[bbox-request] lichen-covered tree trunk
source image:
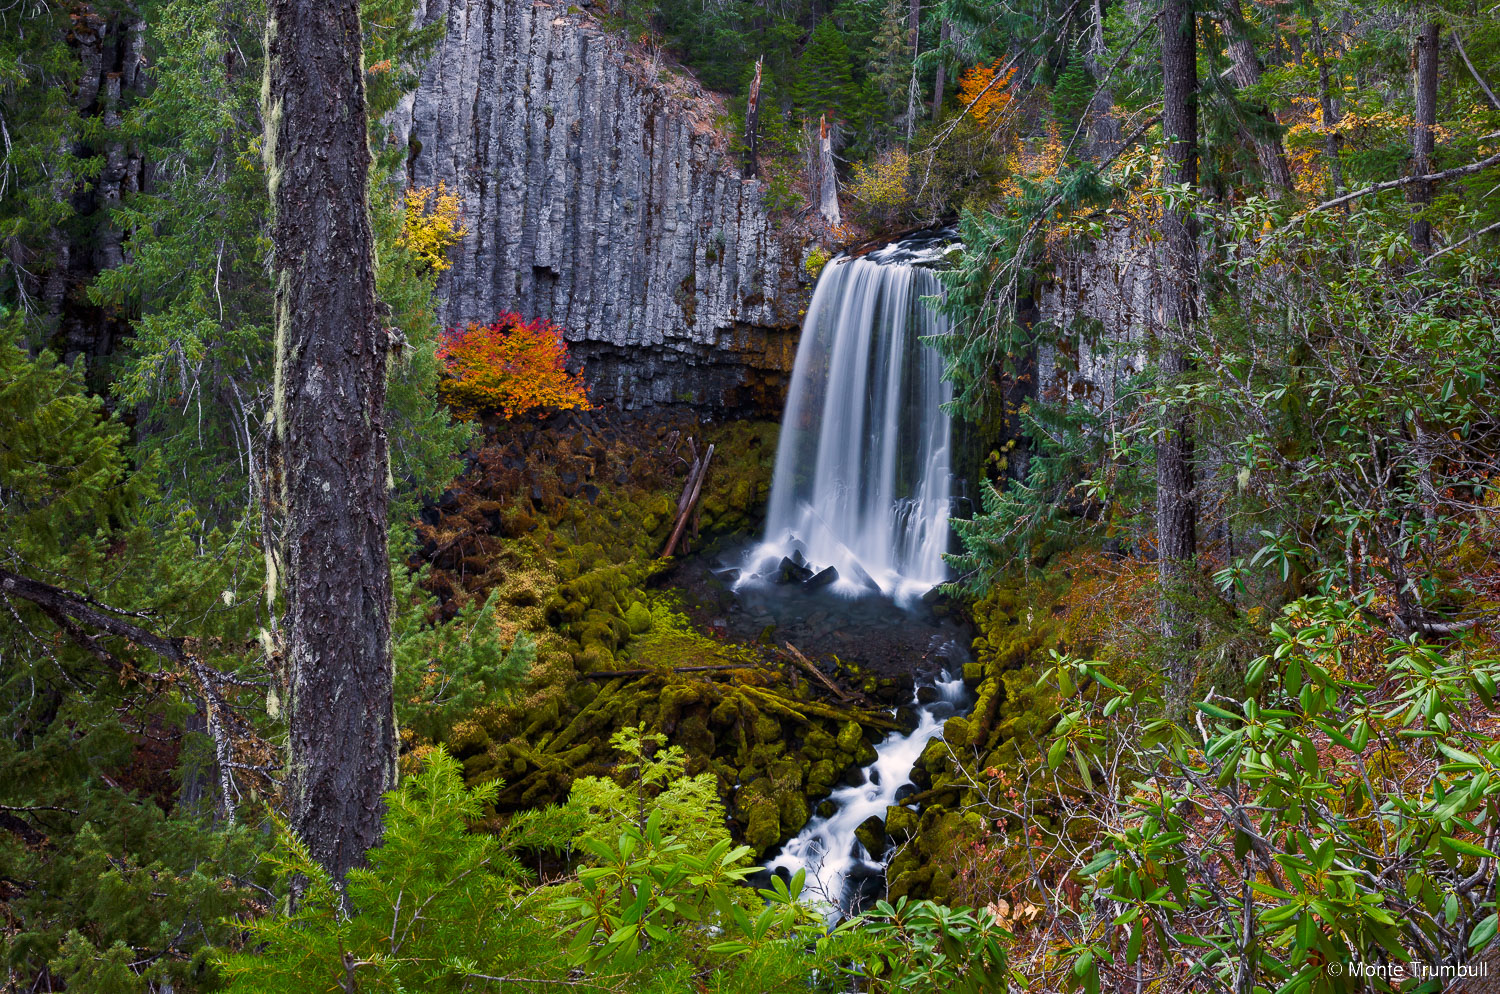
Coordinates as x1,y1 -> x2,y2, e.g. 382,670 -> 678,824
262,0 -> 395,886
1223,0 -> 1293,195
1158,0 -> 1199,681
1410,21 -> 1440,252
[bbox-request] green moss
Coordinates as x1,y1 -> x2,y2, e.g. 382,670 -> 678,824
624,601 -> 652,634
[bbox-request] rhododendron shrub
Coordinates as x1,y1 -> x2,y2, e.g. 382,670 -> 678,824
435,313 -> 591,420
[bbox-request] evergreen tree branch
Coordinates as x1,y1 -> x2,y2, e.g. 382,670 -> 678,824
0,567 -> 186,663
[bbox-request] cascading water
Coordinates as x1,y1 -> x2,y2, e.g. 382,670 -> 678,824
765,669 -> 969,919
743,236 -> 956,603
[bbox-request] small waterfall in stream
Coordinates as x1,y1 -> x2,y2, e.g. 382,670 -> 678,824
766,670 -> 969,919
742,236 -> 955,603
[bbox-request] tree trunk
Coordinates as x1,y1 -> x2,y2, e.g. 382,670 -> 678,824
1223,0 -> 1293,195
1308,20 -> 1345,200
1083,0 -> 1121,154
744,56 -> 762,179
1158,0 -> 1199,680
817,114 -> 842,229
930,20 -> 949,122
262,0 -> 396,887
1410,21 -> 1440,252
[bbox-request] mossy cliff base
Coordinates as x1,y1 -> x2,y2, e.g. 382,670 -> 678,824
884,550 -> 1157,903
409,409 -> 912,855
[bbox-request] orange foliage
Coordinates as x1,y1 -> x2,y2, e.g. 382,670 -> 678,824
957,60 -> 1017,126
435,313 -> 591,420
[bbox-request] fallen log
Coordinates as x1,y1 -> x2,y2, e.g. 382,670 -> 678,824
780,642 -> 850,701
662,442 -> 714,557
577,663 -> 749,680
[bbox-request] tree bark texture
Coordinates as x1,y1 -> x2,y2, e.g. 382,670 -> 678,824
1158,0 -> 1199,668
1308,20 -> 1345,199
1223,0 -> 1293,195
744,56 -> 762,178
262,0 -> 396,886
1083,0 -> 1122,154
930,20 -> 949,122
817,114 -> 842,230
1410,21 -> 1440,252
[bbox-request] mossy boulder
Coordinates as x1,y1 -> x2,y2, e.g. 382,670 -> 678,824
855,815 -> 886,857
624,600 -> 653,634
885,805 -> 918,842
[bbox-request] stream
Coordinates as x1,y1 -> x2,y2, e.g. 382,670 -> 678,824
764,666 -> 970,918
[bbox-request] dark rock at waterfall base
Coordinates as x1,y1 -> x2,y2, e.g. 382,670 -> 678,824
777,557 -> 814,584
846,862 -> 885,907
928,702 -> 957,721
803,566 -> 838,590
915,686 -> 940,705
894,783 -> 917,804
817,800 -> 838,819
843,765 -> 866,788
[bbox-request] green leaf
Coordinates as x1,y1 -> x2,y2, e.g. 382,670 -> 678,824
1442,837 -> 1498,860
1470,913 -> 1498,950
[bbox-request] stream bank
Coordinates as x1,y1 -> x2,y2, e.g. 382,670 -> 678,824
409,408 -> 977,862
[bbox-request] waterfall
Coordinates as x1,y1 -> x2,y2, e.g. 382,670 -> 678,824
745,238 -> 955,602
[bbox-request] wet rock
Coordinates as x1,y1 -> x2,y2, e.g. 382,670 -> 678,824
846,861 -> 885,907
855,815 -> 886,858
802,566 -> 838,590
777,557 -> 814,584
816,800 -> 838,819
928,702 -> 957,721
894,783 -> 918,804
915,686 -> 940,705
885,805 -> 918,842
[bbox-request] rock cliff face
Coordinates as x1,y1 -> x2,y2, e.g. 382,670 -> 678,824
1033,228 -> 1159,417
391,0 -> 813,412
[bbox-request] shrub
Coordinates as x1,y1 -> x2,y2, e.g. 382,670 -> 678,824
435,313 -> 591,420
848,148 -> 913,226
803,245 -> 833,280
399,182 -> 465,272
956,60 -> 1018,127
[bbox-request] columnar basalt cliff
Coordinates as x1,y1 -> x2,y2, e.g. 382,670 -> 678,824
391,0 -> 814,411
1034,228 -> 1159,417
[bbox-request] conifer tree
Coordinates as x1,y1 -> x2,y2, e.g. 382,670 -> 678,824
796,19 -> 860,126
262,0 -> 396,888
